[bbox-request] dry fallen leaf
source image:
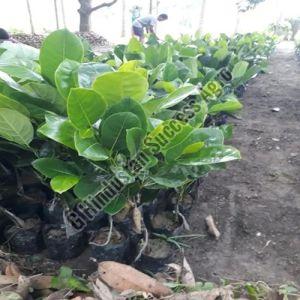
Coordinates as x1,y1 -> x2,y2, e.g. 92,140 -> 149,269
181,257 -> 195,287
132,206 -> 142,234
5,263 -> 21,277
205,215 -> 221,239
92,278 -> 114,300
98,261 -> 172,297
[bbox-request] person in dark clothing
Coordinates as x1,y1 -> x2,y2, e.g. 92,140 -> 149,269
0,28 -> 10,40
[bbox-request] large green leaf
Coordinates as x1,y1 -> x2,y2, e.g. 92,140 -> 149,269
144,120 -> 193,155
208,96 -> 243,114
0,93 -> 29,116
50,175 -> 79,194
78,62 -> 113,88
0,41 -> 39,61
178,145 -> 241,166
92,71 -> 148,105
0,64 -> 43,82
67,88 -> 106,130
38,113 -> 76,149
101,112 -> 141,152
0,108 -> 33,146
32,158 -> 79,178
163,63 -> 178,81
39,29 -> 84,85
55,59 -> 80,99
126,37 -> 143,54
104,194 -> 126,215
126,127 -> 146,158
160,85 -> 199,109
23,82 -> 66,114
165,128 -> 224,162
232,61 -> 249,79
74,131 -> 109,161
102,98 -> 147,131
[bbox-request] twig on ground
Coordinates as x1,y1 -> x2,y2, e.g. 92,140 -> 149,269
205,215 -> 221,240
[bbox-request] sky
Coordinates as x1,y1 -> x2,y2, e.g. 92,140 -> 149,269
0,0 -> 300,42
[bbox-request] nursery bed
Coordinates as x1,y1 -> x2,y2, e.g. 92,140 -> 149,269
183,42 -> 300,285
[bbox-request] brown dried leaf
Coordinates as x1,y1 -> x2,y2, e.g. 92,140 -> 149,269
181,257 -> 195,287
5,263 -> 21,277
92,278 -> 114,300
132,207 -> 142,234
98,261 -> 172,297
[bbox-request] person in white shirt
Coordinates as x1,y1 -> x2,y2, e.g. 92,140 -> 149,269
132,14 -> 168,42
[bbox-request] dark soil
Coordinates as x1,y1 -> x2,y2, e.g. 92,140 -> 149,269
184,42 -> 300,285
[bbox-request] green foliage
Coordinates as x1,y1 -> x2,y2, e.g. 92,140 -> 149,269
0,30 -> 275,218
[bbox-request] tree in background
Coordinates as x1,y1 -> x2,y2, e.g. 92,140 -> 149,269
288,18 -> 300,40
235,0 -> 266,33
61,0 -> 67,28
78,0 -> 119,32
121,0 -> 126,37
198,0 -> 207,34
25,0 -> 35,34
53,0 -> 60,29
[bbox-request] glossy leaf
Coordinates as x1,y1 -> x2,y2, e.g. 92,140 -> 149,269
178,145 -> 241,166
78,62 -> 113,88
126,127 -> 146,158
93,71 -> 148,105
67,88 -> 106,130
160,85 -> 199,109
0,108 -> 33,146
40,29 -> 84,85
32,158 -> 78,178
74,131 -> 109,161
0,93 -> 29,116
50,175 -> 79,194
232,61 -> 249,79
38,113 -> 76,149
55,59 -> 80,99
101,112 -> 141,152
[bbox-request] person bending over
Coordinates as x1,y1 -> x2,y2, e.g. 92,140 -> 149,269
132,14 -> 168,43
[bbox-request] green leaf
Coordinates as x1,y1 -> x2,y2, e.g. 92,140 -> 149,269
38,113 -> 76,149
220,124 -> 233,139
67,88 -> 106,130
93,71 -> 148,105
232,61 -> 249,79
102,98 -> 147,131
74,174 -> 109,199
23,82 -> 66,114
153,81 -> 176,93
160,85 -> 199,109
163,63 -> 178,81
0,64 -> 43,82
178,145 -> 241,166
0,108 -> 33,146
208,97 -> 243,114
104,194 -> 126,215
0,93 -> 29,116
40,29 -> 84,85
0,41 -> 39,61
50,175 -> 79,194
32,158 -> 78,178
55,59 -> 80,99
101,112 -> 141,152
74,131 -> 109,161
78,62 -> 113,88
126,37 -> 143,53
126,127 -> 146,158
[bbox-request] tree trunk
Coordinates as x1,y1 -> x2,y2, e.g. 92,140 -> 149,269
198,0 -> 207,34
61,0 -> 67,28
53,0 -> 60,29
149,0 -> 153,14
121,0 -> 126,37
235,10 -> 241,34
78,0 -> 92,32
25,0 -> 35,34
156,0 -> 160,14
